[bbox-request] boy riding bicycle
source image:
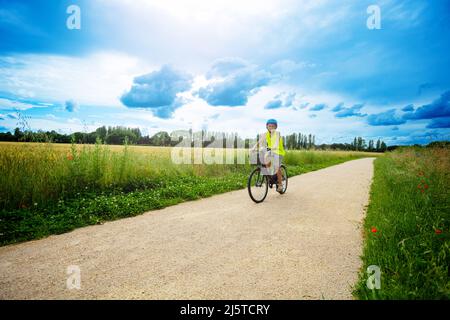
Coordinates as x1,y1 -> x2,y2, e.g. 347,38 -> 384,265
250,119 -> 286,193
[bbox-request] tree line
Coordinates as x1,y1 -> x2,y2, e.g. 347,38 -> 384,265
0,126 -> 390,152
282,132 -> 389,152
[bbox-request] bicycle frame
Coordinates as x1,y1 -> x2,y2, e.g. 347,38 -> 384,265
250,147 -> 280,176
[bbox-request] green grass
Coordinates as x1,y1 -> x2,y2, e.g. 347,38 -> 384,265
0,141 -> 377,246
353,146 -> 450,299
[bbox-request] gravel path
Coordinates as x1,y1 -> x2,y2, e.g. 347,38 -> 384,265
0,158 -> 375,299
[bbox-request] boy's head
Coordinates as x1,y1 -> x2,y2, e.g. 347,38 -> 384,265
266,119 -> 278,132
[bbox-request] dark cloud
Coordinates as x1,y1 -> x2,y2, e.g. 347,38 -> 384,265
120,65 -> 193,119
401,104 -> 414,112
265,92 -> 296,109
335,104 -> 366,118
264,99 -> 283,109
367,109 -> 406,126
403,90 -> 450,120
426,117 -> 450,128
65,99 -> 78,112
398,130 -> 450,145
197,58 -> 273,106
310,103 -> 327,111
331,103 -> 344,112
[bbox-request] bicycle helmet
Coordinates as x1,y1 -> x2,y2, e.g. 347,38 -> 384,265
266,119 -> 278,127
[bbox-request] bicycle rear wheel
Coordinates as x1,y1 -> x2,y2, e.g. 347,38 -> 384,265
247,167 -> 268,203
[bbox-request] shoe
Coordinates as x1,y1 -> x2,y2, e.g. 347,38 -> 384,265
276,185 -> 283,193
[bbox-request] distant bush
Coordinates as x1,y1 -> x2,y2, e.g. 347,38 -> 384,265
426,141 -> 450,148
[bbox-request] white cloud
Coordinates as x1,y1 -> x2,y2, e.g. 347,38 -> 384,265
89,0 -> 335,71
67,118 -> 81,124
0,52 -> 152,107
0,98 -> 42,110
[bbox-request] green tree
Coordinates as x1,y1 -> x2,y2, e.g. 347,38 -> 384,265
376,139 -> 381,151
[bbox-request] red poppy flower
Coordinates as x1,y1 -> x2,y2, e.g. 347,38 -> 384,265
371,227 -> 378,233
435,229 -> 442,235
67,153 -> 74,161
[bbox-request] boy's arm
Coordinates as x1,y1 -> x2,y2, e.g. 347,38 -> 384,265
251,133 -> 265,150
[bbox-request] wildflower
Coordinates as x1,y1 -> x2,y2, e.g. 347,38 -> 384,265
371,227 -> 378,233
67,153 -> 74,161
417,181 -> 429,192
435,229 -> 442,235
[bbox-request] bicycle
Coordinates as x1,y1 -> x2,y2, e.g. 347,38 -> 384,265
247,147 -> 288,203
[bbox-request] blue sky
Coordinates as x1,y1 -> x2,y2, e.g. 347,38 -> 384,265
0,0 -> 449,145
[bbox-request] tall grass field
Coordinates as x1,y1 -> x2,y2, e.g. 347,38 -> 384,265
353,146 -> 450,299
0,141 -> 376,246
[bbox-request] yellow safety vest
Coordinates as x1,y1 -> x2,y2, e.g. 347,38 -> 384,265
266,131 -> 285,156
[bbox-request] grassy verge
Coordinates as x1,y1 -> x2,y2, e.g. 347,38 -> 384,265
0,142 -> 377,246
353,146 -> 450,299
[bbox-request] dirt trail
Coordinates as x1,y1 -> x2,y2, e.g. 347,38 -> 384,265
0,158 -> 375,299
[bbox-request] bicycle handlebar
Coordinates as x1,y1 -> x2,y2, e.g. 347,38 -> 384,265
251,147 -> 271,152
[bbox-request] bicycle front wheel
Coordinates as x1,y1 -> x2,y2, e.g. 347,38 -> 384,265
247,167 -> 268,203
278,165 -> 288,194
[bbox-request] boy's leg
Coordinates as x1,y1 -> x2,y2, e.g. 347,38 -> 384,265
276,169 -> 283,192
275,155 -> 283,191
276,168 -> 282,184
261,152 -> 271,175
